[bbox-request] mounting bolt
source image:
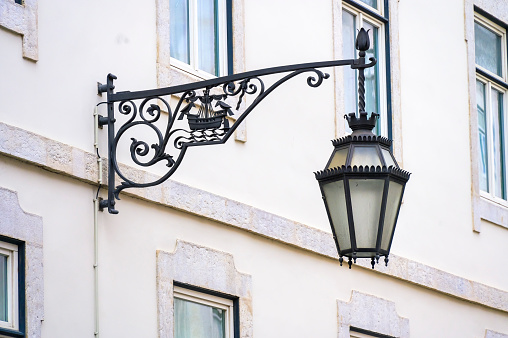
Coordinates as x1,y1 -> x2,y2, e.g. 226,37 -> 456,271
98,198 -> 108,212
97,115 -> 109,128
97,82 -> 108,96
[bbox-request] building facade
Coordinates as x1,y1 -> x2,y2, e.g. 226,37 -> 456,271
0,0 -> 507,337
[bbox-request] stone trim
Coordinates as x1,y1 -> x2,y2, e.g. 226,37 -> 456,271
332,0 -> 403,166
155,0 -> 247,142
0,187 -> 43,337
486,330 -> 508,338
465,0 -> 508,232
0,0 -> 38,61
0,121 -> 507,314
157,240 -> 253,338
338,291 -> 409,338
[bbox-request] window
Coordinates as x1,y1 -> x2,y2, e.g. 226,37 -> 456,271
474,12 -> 508,203
174,284 -> 236,338
0,240 -> 20,335
342,0 -> 389,136
170,0 -> 232,77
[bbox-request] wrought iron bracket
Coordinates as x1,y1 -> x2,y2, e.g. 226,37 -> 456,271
97,30 -> 376,214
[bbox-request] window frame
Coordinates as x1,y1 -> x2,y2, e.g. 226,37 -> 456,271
0,237 -> 25,338
173,282 -> 239,338
341,0 -> 392,139
474,11 -> 508,207
170,0 -> 232,79
467,3 -> 508,232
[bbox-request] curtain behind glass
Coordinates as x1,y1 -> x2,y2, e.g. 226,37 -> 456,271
474,22 -> 502,76
492,89 -> 505,199
358,0 -> 377,9
197,0 -> 217,75
0,254 -> 7,322
175,298 -> 226,338
170,0 -> 190,64
342,10 -> 357,134
476,80 -> 489,192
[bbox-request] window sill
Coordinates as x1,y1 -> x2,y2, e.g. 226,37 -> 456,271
0,327 -> 24,338
170,58 -> 219,81
479,195 -> 508,229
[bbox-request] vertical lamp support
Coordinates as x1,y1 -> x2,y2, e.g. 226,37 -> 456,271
98,74 -> 118,214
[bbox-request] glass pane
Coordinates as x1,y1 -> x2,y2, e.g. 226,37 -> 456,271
197,0 -> 217,75
0,254 -> 7,322
175,298 -> 226,338
350,146 -> 382,167
492,89 -> 506,199
322,180 -> 351,251
477,80 -> 489,192
358,0 -> 378,9
327,147 -> 349,169
474,22 -> 502,76
381,148 -> 396,168
380,181 -> 403,251
342,10 -> 357,134
170,0 -> 190,64
349,179 -> 384,249
363,21 -> 380,135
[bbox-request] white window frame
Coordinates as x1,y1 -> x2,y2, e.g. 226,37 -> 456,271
474,12 -> 508,206
0,241 -> 18,332
342,2 -> 388,137
170,0 -> 229,80
173,285 -> 234,338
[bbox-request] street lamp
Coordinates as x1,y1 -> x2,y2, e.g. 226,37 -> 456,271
96,28 -> 409,268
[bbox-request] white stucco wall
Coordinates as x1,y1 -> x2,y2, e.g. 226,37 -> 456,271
1,0 -> 508,336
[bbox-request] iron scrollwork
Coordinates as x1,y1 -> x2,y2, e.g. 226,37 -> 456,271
98,29 -> 376,214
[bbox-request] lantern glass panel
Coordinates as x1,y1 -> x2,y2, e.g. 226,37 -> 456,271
350,146 -> 382,167
380,180 -> 403,251
349,179 -> 384,249
327,147 -> 349,169
381,148 -> 396,168
322,180 -> 351,251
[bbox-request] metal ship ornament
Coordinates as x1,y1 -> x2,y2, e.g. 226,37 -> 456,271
97,28 -> 377,215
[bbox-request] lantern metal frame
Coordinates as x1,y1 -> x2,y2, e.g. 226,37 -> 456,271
315,159 -> 410,269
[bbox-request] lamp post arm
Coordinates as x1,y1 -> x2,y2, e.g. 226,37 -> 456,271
97,48 -> 376,214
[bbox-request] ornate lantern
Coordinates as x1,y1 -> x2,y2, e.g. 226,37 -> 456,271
315,28 -> 410,269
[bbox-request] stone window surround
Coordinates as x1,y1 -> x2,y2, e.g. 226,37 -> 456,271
486,329 -> 508,338
465,0 -> 508,232
0,187 -> 43,337
0,0 -> 38,61
155,0 -> 247,142
333,0 -> 404,165
157,240 -> 253,338
337,291 -> 410,338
